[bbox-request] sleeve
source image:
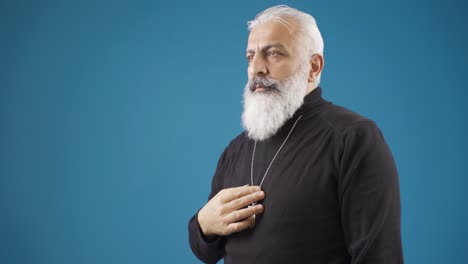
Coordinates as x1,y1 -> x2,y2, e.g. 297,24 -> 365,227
188,147 -> 229,264
338,121 -> 404,264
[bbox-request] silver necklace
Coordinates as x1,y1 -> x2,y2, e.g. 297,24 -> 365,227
249,114 -> 304,216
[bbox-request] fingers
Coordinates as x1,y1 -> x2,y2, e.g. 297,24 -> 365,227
203,185 -> 265,236
226,216 -> 256,234
219,185 -> 261,203
225,190 -> 265,211
225,204 -> 264,223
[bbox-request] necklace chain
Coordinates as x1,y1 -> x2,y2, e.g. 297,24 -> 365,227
250,115 -> 304,188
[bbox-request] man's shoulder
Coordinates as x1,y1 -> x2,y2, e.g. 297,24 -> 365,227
317,103 -> 378,135
229,131 -> 249,146
219,131 -> 249,157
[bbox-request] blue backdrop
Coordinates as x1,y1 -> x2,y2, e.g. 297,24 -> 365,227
1,0 -> 467,263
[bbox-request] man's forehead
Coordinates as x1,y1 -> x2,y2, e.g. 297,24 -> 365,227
246,43 -> 287,53
246,20 -> 298,51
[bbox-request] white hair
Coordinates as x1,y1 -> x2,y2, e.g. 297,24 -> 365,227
247,5 -> 324,88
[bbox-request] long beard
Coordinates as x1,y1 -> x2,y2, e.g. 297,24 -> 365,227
242,66 -> 309,141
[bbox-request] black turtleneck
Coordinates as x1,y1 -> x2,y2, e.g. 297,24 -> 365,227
188,87 -> 403,264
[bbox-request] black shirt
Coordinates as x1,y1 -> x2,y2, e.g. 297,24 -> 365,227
188,87 -> 403,264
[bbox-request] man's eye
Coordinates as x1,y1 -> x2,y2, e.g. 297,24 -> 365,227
246,55 -> 253,62
267,51 -> 279,56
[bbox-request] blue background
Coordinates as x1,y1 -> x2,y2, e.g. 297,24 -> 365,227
1,0 -> 467,263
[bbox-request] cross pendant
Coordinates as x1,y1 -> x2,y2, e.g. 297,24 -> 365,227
248,202 -> 256,227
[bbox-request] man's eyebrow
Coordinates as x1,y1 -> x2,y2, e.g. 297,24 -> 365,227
246,43 -> 287,54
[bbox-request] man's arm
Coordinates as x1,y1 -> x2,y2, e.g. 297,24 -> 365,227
188,149 -> 228,264
338,121 -> 404,264
188,147 -> 265,264
188,211 -> 225,264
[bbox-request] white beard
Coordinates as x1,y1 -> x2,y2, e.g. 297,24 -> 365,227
242,66 -> 309,141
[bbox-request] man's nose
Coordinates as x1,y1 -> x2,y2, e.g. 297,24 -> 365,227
249,55 -> 268,76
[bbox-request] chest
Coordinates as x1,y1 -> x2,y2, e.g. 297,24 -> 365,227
224,130 -> 341,219
223,131 -> 346,257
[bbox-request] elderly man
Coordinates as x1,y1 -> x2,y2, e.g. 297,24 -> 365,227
188,5 -> 403,264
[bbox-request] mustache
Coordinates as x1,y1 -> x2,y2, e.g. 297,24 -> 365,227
248,76 -> 280,92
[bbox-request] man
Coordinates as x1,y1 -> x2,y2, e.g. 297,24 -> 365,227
188,5 -> 403,264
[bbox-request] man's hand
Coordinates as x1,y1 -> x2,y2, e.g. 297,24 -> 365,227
198,185 -> 265,237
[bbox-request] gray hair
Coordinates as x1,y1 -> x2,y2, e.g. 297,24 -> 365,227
247,5 -> 324,87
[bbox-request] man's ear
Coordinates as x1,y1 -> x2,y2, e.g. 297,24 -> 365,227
308,54 -> 324,83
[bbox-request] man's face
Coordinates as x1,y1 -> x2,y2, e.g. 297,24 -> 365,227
246,20 -> 304,91
242,19 -> 310,141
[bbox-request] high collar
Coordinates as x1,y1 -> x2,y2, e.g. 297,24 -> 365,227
258,86 -> 329,143
292,86 -> 329,119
